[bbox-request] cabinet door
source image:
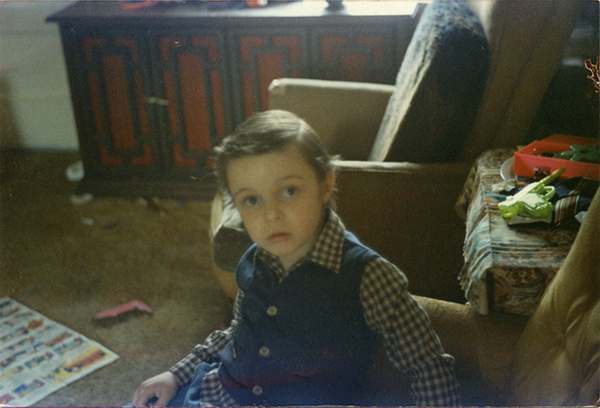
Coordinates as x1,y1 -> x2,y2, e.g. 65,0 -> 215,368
63,27 -> 161,179
229,29 -> 308,124
310,26 -> 399,84
152,31 -> 232,178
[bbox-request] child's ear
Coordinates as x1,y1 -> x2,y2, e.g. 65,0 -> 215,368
321,171 -> 336,204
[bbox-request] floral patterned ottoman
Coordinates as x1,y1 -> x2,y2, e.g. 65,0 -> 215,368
456,149 -> 579,315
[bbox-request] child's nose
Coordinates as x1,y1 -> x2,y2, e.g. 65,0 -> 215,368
264,200 -> 283,221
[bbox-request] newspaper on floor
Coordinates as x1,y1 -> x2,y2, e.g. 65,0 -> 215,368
0,297 -> 119,406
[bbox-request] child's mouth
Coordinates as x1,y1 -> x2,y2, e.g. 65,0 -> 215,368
268,232 -> 290,243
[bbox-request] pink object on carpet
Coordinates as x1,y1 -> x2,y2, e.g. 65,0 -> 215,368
94,300 -> 153,319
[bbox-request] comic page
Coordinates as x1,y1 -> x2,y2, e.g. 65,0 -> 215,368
0,298 -> 118,406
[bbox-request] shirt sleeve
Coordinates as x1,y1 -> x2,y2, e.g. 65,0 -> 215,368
359,257 -> 461,406
169,290 -> 244,386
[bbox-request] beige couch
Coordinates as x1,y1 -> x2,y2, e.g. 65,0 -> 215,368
208,0 -> 597,405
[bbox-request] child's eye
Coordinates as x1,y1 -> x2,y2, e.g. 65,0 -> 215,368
242,196 -> 260,207
282,187 -> 298,198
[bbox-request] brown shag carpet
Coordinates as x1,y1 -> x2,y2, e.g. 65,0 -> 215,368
0,150 -> 233,407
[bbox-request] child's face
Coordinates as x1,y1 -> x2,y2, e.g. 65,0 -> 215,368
227,145 -> 335,271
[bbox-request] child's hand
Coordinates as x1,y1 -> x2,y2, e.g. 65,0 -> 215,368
132,371 -> 179,407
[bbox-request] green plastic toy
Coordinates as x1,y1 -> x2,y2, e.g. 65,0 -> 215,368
498,167 -> 566,220
554,143 -> 600,163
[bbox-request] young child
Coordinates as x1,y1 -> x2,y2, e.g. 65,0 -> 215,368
132,110 -> 460,407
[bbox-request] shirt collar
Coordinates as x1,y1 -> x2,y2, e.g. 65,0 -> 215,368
255,209 -> 346,281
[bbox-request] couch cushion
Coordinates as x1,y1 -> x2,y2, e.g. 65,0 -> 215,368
368,0 -> 489,163
512,189 -> 599,405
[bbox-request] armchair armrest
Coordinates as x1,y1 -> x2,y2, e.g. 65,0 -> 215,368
268,78 -> 394,160
415,296 -> 528,406
333,160 -> 472,302
365,295 -> 528,406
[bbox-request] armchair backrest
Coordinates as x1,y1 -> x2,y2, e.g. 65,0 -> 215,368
369,0 -> 581,164
368,0 -> 489,163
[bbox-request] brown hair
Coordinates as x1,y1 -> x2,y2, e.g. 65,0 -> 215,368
214,110 -> 335,192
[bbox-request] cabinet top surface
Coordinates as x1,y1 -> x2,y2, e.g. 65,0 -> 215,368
47,1 -> 421,25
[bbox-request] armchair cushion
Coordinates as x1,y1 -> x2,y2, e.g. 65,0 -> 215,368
369,1 -> 489,163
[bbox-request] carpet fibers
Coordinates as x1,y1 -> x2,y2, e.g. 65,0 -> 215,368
0,150 -> 233,406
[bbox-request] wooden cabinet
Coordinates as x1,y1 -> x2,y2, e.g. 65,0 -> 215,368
48,1 -> 419,198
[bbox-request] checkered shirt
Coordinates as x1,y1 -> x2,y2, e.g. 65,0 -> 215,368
170,210 -> 461,406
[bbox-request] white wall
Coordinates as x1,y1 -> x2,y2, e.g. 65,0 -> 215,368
0,1 -> 79,150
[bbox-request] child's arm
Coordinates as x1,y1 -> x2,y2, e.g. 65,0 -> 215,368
132,291 -> 244,406
169,290 -> 244,385
360,258 -> 461,406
